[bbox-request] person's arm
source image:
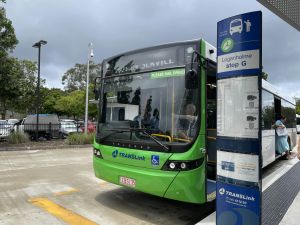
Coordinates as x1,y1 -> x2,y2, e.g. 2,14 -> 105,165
275,120 -> 285,129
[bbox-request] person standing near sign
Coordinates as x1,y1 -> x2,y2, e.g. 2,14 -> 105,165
275,115 -> 293,159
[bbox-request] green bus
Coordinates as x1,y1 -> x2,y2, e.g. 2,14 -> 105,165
93,39 -> 217,204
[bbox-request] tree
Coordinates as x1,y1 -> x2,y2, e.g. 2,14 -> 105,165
61,62 -> 101,92
11,60 -> 41,115
0,5 -> 18,52
0,2 -> 19,119
54,90 -> 85,119
262,71 -> 268,80
296,99 -> 300,115
40,88 -> 65,115
0,57 -> 22,119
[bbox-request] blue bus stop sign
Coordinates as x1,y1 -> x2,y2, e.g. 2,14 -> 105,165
216,11 -> 262,225
217,11 -> 262,78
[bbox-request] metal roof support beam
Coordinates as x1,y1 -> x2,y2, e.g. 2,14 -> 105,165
257,0 -> 300,31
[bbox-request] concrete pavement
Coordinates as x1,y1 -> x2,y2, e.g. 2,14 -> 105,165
0,148 -> 213,225
1,147 -> 298,225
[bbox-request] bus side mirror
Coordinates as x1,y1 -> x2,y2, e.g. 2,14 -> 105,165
185,69 -> 198,89
185,50 -> 200,89
94,77 -> 101,100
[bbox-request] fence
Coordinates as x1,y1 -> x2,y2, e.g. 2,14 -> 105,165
0,123 -> 83,141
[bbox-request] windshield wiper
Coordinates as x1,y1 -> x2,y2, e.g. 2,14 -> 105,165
99,127 -> 169,152
130,128 -> 169,152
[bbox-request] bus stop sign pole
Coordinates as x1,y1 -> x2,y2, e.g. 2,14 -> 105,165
216,11 -> 262,225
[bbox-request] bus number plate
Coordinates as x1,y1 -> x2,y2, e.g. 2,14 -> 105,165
119,176 -> 136,187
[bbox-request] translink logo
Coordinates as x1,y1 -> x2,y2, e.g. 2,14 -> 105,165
219,187 -> 255,201
112,150 -> 118,158
111,149 -> 145,161
219,188 -> 225,195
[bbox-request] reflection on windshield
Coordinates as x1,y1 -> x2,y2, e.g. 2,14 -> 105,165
99,69 -> 199,146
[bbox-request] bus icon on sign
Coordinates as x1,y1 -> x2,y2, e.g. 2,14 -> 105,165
230,18 -> 243,35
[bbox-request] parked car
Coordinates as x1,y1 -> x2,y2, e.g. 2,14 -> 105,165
59,119 -> 82,138
0,120 -> 11,140
23,114 -> 60,140
7,119 -> 19,128
80,121 -> 96,133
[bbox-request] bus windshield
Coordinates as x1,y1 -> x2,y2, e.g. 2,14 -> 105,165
98,68 -> 199,149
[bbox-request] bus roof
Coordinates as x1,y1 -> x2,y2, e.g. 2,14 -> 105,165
102,39 -> 215,63
262,79 -> 295,105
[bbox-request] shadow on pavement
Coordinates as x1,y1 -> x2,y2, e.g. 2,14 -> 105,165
95,187 -> 215,225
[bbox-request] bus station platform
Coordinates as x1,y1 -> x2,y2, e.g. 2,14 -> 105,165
197,151 -> 300,225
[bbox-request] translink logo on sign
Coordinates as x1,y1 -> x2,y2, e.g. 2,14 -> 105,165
217,182 -> 260,225
217,11 -> 262,78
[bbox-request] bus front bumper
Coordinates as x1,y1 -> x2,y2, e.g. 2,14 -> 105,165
93,157 -> 206,204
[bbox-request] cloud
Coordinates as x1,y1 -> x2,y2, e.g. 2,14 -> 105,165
5,0 -> 300,97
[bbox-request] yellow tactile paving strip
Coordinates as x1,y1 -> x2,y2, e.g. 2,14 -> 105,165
53,188 -> 79,196
29,197 -> 99,225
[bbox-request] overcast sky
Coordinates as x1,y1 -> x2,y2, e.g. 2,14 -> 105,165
4,0 -> 300,98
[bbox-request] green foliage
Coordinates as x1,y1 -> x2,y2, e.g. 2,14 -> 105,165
41,88 -> 65,114
11,60 -> 40,115
0,6 -> 18,52
66,132 -> 95,145
262,71 -> 268,80
0,57 -> 23,118
296,99 -> 300,115
0,4 -> 20,119
1,1 -> 99,120
61,62 -> 101,92
54,90 -> 85,119
8,132 -> 30,144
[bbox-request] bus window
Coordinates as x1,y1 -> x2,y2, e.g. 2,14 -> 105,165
274,96 -> 281,121
262,90 -> 275,130
281,100 -> 296,128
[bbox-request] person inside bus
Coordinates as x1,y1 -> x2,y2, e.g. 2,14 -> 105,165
142,96 -> 152,128
176,103 -> 197,140
275,115 -> 293,159
150,108 -> 160,132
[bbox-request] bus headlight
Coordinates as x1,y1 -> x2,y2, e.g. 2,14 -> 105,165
162,158 -> 204,171
169,162 -> 176,170
180,162 -> 187,169
93,148 -> 103,159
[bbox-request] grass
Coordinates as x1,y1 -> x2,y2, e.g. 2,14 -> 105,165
7,132 -> 30,144
66,133 -> 95,145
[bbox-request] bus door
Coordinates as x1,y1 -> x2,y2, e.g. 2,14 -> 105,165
206,61 -> 217,201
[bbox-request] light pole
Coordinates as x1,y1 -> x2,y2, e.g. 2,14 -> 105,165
32,40 -> 47,141
84,43 -> 94,134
